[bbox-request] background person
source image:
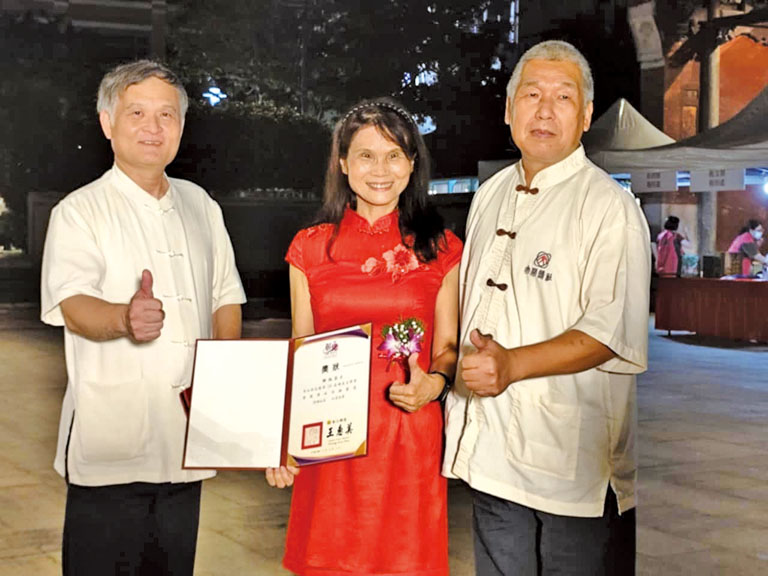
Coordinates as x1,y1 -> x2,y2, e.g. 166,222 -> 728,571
726,219 -> 767,276
266,97 -> 462,576
656,215 -> 688,277
40,60 -> 245,576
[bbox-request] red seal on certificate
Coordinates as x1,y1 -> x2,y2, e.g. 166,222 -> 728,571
302,422 -> 323,449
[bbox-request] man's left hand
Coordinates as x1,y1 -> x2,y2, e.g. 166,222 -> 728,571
389,353 -> 444,413
461,329 -> 518,397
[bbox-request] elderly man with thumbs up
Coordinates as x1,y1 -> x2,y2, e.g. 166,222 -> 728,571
40,60 -> 245,576
443,41 -> 651,575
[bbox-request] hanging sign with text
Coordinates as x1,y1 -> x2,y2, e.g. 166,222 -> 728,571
689,168 -> 745,192
630,170 -> 678,193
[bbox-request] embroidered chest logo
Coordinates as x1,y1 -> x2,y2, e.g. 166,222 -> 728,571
524,252 -> 553,282
534,251 -> 551,269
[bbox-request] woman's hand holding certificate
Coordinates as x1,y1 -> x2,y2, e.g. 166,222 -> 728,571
265,465 -> 300,488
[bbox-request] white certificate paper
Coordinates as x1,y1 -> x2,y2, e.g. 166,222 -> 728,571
182,324 -> 371,469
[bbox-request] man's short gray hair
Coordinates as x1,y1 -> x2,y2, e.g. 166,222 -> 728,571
97,60 -> 189,121
506,40 -> 594,108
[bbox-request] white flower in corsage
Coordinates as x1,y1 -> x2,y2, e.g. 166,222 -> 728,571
377,317 -> 425,372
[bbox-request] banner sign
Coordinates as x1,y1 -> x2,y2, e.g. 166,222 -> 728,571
628,2 -> 664,70
689,168 -> 745,192
630,170 -> 678,193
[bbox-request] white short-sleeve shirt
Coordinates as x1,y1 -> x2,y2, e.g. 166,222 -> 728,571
41,165 -> 246,486
443,146 -> 650,517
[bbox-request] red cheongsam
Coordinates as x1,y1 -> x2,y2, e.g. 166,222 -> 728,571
283,207 -> 463,576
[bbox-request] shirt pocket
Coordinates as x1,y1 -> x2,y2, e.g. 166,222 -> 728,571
505,392 -> 581,480
75,378 -> 149,463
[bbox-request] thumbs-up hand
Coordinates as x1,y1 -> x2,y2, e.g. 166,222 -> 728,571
137,269 -> 154,299
125,269 -> 164,342
460,329 -> 516,397
388,353 -> 445,413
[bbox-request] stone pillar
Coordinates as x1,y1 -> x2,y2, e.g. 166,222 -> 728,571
639,67 -> 665,130
697,0 -> 720,257
698,0 -> 720,133
698,190 -> 718,258
627,1 -> 666,129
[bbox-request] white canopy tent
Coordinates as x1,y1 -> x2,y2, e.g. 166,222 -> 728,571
582,97 -> 674,152
479,98 -> 675,184
589,86 -> 768,173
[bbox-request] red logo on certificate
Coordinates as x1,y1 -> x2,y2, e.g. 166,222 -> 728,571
323,341 -> 339,358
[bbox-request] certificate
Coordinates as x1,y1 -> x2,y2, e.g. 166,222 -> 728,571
182,323 -> 371,470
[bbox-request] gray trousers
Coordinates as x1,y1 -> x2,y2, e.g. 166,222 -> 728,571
472,488 -> 635,576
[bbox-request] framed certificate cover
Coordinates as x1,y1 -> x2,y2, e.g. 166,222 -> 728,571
182,323 -> 371,470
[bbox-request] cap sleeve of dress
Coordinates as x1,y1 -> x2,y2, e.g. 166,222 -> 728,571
286,224 -> 334,273
285,228 -> 309,273
435,229 -> 463,277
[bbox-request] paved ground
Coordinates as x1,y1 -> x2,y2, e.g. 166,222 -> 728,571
1,306 -> 767,575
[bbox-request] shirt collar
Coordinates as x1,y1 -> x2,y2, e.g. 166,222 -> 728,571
516,145 -> 588,192
110,164 -> 176,212
343,205 -> 398,235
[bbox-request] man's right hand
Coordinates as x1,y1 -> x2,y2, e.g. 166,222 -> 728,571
461,329 -> 518,397
125,269 -> 164,342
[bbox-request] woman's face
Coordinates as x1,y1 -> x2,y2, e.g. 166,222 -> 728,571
340,124 -> 414,220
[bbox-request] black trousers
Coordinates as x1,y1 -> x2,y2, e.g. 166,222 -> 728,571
472,487 -> 636,576
63,481 -> 202,576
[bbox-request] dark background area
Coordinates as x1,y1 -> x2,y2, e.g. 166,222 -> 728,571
0,1 -> 649,313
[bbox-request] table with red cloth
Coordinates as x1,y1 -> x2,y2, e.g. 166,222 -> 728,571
655,277 -> 768,342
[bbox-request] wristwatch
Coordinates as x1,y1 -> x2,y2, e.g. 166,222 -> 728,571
430,370 -> 453,402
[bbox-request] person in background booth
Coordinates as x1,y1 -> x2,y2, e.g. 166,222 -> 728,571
656,215 -> 688,277
727,219 -> 768,276
266,97 -> 462,576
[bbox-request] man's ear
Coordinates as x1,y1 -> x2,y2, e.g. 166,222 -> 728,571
582,101 -> 594,133
504,96 -> 512,127
99,110 -> 113,140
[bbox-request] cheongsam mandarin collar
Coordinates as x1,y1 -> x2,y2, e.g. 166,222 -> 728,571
111,164 -> 176,213
516,144 -> 589,193
343,206 -> 399,235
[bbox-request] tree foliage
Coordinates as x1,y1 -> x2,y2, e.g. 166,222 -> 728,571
0,13 -> 113,247
167,1 -> 514,176
170,104 -> 330,192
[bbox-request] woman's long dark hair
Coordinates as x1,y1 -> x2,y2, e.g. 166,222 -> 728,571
315,97 -> 445,263
739,219 -> 762,235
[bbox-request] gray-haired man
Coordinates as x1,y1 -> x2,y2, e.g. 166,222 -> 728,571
41,61 -> 246,575
444,41 -> 650,574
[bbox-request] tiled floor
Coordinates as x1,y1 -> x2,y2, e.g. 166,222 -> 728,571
1,308 -> 767,574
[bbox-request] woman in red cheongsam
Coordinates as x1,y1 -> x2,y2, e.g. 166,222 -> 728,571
266,97 -> 462,576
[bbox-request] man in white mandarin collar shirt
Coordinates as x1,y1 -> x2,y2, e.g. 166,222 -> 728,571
443,41 -> 650,575
41,60 -> 246,576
